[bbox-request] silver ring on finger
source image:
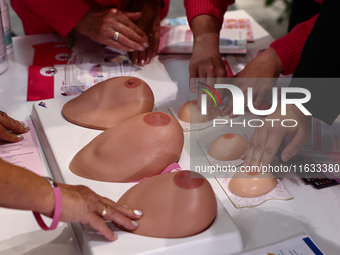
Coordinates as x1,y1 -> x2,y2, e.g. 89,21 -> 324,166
113,31 -> 120,42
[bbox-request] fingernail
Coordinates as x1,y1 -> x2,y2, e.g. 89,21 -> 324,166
131,220 -> 139,227
138,46 -> 145,51
24,125 -> 30,131
123,205 -> 128,208
113,232 -> 118,240
17,135 -> 24,140
282,153 -> 291,162
140,60 -> 145,66
134,210 -> 143,216
143,42 -> 149,48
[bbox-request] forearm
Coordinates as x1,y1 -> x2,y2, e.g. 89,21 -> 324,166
0,159 -> 54,216
191,15 -> 221,51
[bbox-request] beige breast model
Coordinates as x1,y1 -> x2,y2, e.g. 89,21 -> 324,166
117,171 -> 217,238
178,100 -> 220,123
208,133 -> 249,161
62,77 -> 154,130
228,171 -> 277,197
69,112 -> 184,182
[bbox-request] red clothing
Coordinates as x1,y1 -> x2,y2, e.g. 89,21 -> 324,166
185,0 -> 235,27
184,0 -> 323,76
10,0 -> 170,37
270,14 -> 319,75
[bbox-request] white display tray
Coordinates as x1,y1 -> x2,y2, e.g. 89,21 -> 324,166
31,97 -> 243,255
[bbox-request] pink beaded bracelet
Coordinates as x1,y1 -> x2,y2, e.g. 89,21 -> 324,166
33,177 -> 62,231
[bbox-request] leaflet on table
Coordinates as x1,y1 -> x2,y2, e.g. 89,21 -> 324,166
0,120 -> 45,176
158,25 -> 247,54
27,62 -> 137,101
165,17 -> 254,42
239,235 -> 324,255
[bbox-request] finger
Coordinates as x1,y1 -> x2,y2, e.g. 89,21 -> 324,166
103,37 -> 135,52
138,50 -> 146,66
247,126 -> 269,167
100,197 -> 142,220
189,68 -> 198,93
281,129 -> 310,162
145,35 -> 155,64
221,96 -> 233,116
86,214 -> 118,241
123,11 -> 142,21
112,27 -> 147,51
114,10 -> 148,43
259,129 -> 286,166
0,113 -> 29,134
242,128 -> 259,167
0,125 -> 24,142
252,91 -> 266,110
102,204 -> 139,231
129,51 -> 138,65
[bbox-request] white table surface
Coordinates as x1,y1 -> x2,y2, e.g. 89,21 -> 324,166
0,10 -> 339,255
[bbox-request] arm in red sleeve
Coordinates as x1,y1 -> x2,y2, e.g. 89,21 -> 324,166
14,0 -> 91,37
184,0 -> 235,28
270,14 -> 319,75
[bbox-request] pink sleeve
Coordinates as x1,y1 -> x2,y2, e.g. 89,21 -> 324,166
14,0 -> 91,37
184,0 -> 235,27
270,14 -> 319,75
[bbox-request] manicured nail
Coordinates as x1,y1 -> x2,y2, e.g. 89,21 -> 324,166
113,232 -> 118,240
138,46 -> 145,51
140,60 -> 145,66
17,135 -> 24,140
131,221 -> 139,227
134,210 -> 143,216
143,42 -> 149,48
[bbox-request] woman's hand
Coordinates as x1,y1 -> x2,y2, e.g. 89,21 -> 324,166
0,111 -> 29,142
127,0 -> 162,66
74,8 -> 149,52
221,47 -> 283,116
57,183 -> 142,241
241,105 -> 312,167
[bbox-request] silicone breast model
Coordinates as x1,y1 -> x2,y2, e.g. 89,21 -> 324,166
62,77 -> 154,130
228,171 -> 278,197
178,100 -> 220,123
208,133 -> 249,161
69,112 -> 184,182
117,171 -> 217,238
